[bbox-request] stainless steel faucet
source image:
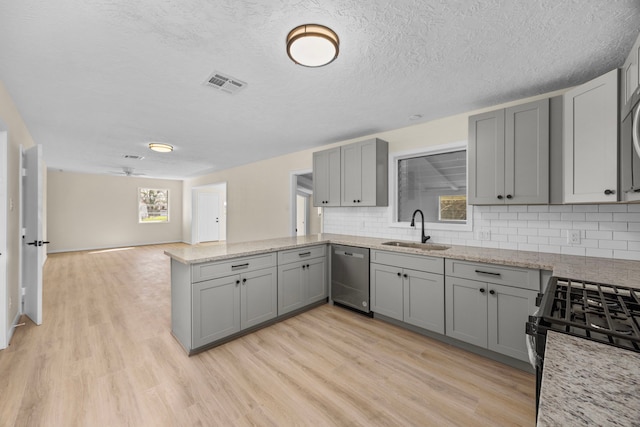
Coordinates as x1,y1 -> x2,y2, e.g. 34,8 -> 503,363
410,209 -> 431,243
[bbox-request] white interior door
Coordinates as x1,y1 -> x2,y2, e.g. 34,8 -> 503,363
0,132 -> 7,348
23,145 -> 44,325
296,194 -> 308,236
197,192 -> 219,243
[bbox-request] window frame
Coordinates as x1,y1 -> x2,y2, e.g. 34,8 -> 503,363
138,188 -> 170,224
389,141 -> 472,232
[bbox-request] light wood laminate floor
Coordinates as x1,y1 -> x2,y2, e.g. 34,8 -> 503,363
0,244 -> 536,426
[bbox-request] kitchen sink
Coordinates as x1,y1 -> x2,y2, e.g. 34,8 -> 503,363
381,241 -> 451,251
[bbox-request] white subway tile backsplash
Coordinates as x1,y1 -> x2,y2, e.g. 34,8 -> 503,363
499,212 -> 518,220
613,213 -> 640,222
586,212 -> 613,222
518,212 -> 539,220
561,246 -> 586,256
527,205 -> 550,213
539,212 -> 562,221
599,205 -> 628,213
586,248 -> 614,258
572,205 -> 599,213
571,222 -> 599,231
599,222 -> 628,232
599,240 -> 628,250
561,212 -> 586,221
508,205 -> 528,213
323,203 -> 640,261
549,205 -> 573,213
613,250 -> 640,261
586,230 -> 613,240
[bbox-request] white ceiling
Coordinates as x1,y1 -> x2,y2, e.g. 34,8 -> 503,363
1,1 -> 639,180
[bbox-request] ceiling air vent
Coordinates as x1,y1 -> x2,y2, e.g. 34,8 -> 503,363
204,71 -> 247,94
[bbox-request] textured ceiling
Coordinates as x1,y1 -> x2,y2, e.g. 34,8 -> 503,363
1,1 -> 639,179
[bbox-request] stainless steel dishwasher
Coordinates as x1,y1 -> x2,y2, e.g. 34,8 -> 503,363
331,245 -> 370,315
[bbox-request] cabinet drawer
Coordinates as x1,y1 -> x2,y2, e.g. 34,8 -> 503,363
371,250 -> 443,275
278,245 -> 326,265
192,252 -> 277,283
445,259 -> 539,291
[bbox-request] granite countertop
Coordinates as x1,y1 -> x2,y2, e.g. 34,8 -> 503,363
164,233 -> 640,289
537,331 -> 640,426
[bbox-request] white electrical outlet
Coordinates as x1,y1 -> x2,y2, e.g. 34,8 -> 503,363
478,229 -> 491,240
567,230 -> 581,245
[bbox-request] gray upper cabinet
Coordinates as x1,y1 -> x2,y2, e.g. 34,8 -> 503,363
313,147 -> 341,207
341,139 -> 389,207
468,99 -> 549,205
563,69 -> 618,203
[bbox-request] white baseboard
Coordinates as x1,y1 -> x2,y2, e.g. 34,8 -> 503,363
46,240 -> 184,254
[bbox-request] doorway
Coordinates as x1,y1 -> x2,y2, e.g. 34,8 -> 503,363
192,182 -> 227,244
290,171 -> 321,236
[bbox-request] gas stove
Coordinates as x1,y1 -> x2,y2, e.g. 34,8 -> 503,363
536,277 -> 640,351
526,276 -> 640,412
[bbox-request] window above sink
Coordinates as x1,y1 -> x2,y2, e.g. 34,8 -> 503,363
391,141 -> 472,232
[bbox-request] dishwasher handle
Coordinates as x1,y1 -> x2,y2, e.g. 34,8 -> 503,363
334,249 -> 365,259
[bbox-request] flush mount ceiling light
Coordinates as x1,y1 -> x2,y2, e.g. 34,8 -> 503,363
287,24 -> 339,67
148,143 -> 173,153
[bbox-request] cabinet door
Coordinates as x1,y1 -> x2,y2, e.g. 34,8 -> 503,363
487,284 -> 537,362
341,142 -> 362,206
504,99 -> 549,204
445,276 -> 488,348
305,257 -> 327,304
192,275 -> 241,348
312,148 -> 340,207
403,269 -> 444,334
563,69 -> 618,203
468,109 -> 506,204
241,267 -> 278,329
370,263 -> 403,321
277,262 -> 305,316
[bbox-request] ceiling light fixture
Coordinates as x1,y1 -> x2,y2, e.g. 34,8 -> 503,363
287,24 -> 339,67
148,143 -> 173,153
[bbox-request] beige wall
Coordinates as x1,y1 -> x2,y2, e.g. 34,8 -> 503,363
183,89 -> 567,243
47,171 -> 183,253
0,81 -> 36,337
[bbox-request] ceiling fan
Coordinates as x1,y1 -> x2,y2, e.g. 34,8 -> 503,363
109,167 -> 146,177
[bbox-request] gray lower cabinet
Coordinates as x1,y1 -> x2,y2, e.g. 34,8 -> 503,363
445,259 -> 539,362
277,245 -> 327,316
192,266 -> 277,349
370,250 -> 445,334
171,252 -> 278,352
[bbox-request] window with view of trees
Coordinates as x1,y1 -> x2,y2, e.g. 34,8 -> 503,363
397,148 -> 468,225
139,188 -> 169,223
